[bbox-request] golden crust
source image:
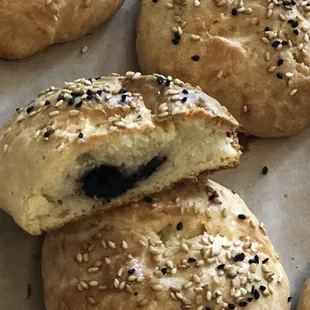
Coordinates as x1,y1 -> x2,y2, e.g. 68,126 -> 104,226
42,179 -> 290,310
0,73 -> 240,234
0,0 -> 124,59
297,277 -> 310,310
137,0 -> 310,137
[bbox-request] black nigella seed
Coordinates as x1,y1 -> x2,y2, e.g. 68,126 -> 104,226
262,258 -> 269,264
75,101 -> 83,108
97,89 -> 103,95
276,73 -> 283,79
182,89 -> 189,94
260,285 -> 266,292
128,269 -> 135,275
16,108 -> 20,112
86,89 -> 93,95
238,214 -> 246,220
239,301 -> 247,307
78,132 -> 84,139
234,253 -> 245,262
152,0 -> 158,2
119,88 -> 127,94
26,106 -> 34,114
282,40 -> 288,45
262,166 -> 268,175
265,26 -> 271,31
165,79 -> 171,87
68,98 -> 74,106
228,304 -> 236,309
176,222 -> 183,231
231,8 -> 237,15
293,29 -> 299,35
157,76 -> 165,85
161,267 -> 167,275
172,38 -> 179,45
292,21 -> 298,28
288,19 -> 294,25
87,94 -> 94,100
188,257 -> 197,263
253,289 -> 260,300
205,307 -> 212,310
277,59 -> 284,66
44,131 -> 52,138
144,197 -> 152,203
57,200 -> 63,205
44,100 -> 51,106
248,298 -> 253,302
121,95 -> 127,102
134,292 -> 138,296
272,40 -> 281,48
288,297 -> 292,303
181,97 -> 188,103
191,55 -> 200,61
254,255 -> 259,264
217,264 -> 225,270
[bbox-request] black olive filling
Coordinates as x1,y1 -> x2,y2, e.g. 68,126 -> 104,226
81,156 -> 167,199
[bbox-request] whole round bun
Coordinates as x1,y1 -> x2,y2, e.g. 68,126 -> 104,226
297,277 -> 310,310
0,0 -> 124,59
0,73 -> 240,235
42,179 -> 290,310
137,0 -> 310,137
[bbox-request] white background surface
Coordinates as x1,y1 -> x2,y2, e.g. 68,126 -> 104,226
0,1 -> 308,309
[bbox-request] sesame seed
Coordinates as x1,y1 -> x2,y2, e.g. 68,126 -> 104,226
152,284 -> 164,291
122,240 -> 128,249
290,89 -> 298,96
104,257 -> 111,264
76,253 -> 83,263
88,267 -> 99,273
89,281 -> 98,287
108,241 -> 116,249
81,46 -> 88,54
86,297 -> 96,305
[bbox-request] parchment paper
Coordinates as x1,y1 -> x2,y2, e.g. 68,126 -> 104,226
0,1 -> 308,309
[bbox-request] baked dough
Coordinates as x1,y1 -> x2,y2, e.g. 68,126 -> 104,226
42,179 -> 290,310
297,277 -> 310,310
0,0 -> 124,59
137,0 -> 310,137
0,73 -> 240,235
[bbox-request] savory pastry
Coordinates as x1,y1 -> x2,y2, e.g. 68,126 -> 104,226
0,0 -> 124,59
0,73 -> 240,235
297,277 -> 310,310
137,0 -> 310,137
42,179 -> 290,310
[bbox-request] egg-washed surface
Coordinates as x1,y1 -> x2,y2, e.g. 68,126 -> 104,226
137,0 -> 310,137
0,73 -> 240,235
42,179 -> 290,310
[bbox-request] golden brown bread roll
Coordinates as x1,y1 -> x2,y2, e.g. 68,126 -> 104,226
297,277 -> 310,310
0,0 -> 124,59
42,179 -> 290,310
137,0 -> 310,137
0,73 -> 240,235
